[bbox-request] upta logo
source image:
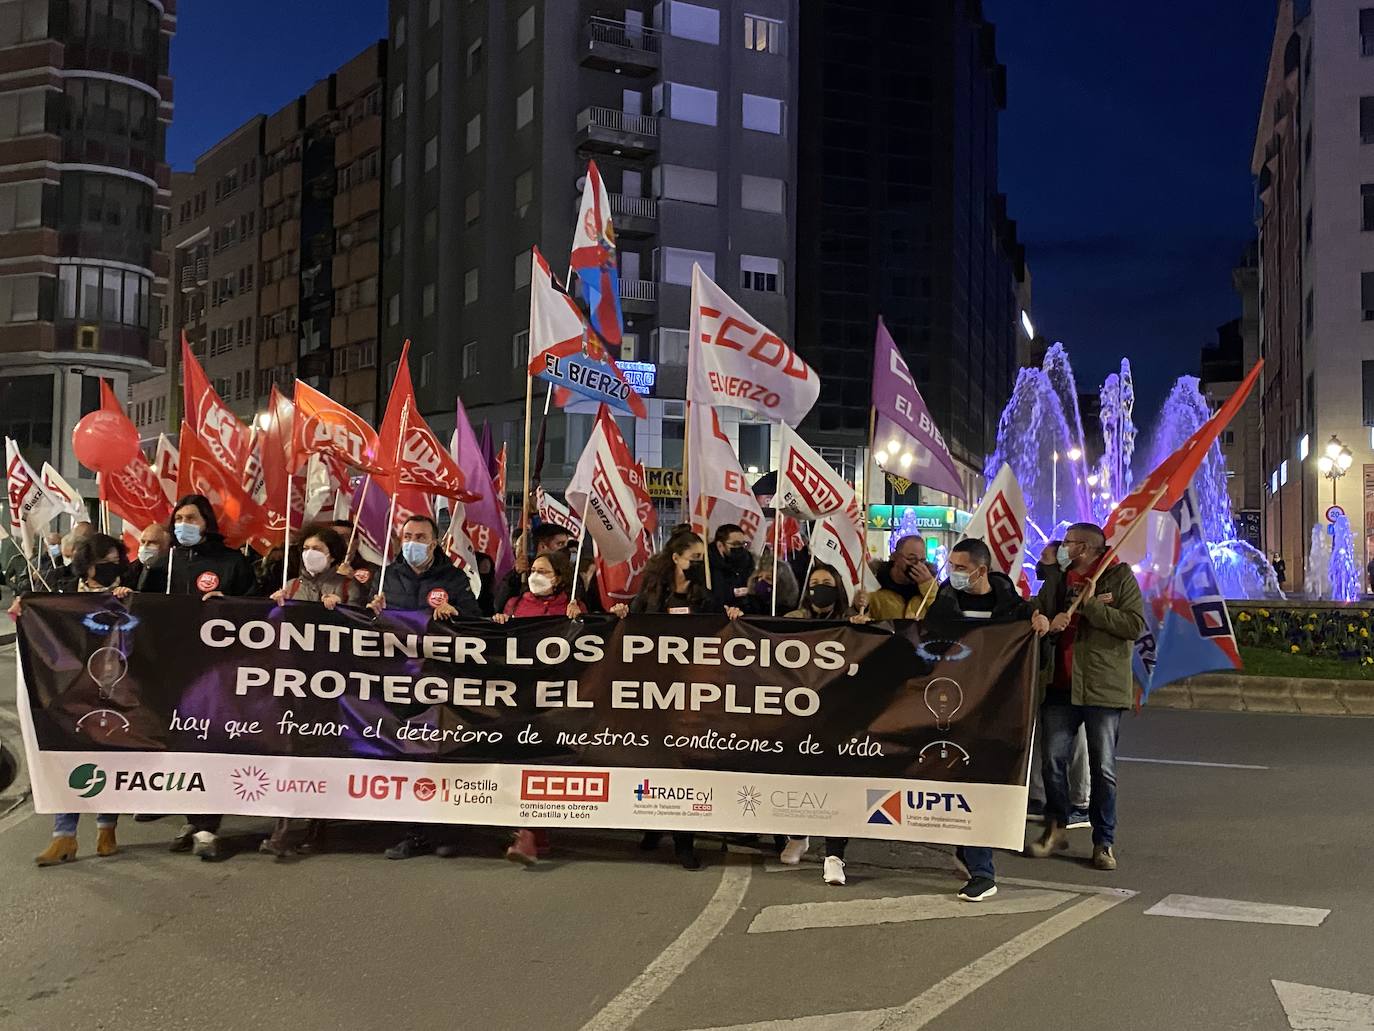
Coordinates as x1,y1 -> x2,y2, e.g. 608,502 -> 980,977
520,770 -> 610,802
69,763 -> 106,798
865,789 -> 972,825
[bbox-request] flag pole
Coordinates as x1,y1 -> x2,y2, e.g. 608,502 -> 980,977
859,404 -> 876,614
345,475 -> 371,566
569,497 -> 591,609
520,373 -> 534,539
280,470 -> 293,593
377,398 -> 411,598
1065,481 -> 1169,618
771,501 -> 781,617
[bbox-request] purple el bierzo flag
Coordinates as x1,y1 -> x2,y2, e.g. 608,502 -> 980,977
871,317 -> 964,498
570,160 -> 623,347
453,395 -> 514,580
478,420 -> 496,481
1131,487 -> 1241,700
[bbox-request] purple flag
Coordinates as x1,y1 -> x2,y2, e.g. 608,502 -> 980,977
478,420 -> 497,480
454,396 -> 514,579
871,317 -> 965,498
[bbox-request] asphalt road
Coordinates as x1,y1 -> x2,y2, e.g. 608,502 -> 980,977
0,646 -> 1370,1031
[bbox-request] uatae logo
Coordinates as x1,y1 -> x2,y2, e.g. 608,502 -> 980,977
866,789 -> 972,825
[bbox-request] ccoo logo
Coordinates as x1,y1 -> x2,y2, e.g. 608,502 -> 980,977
69,763 -> 107,798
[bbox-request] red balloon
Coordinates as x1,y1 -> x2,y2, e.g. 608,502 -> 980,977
72,410 -> 141,473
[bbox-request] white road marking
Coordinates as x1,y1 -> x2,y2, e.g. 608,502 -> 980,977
579,859 -> 753,1031
1273,980 -> 1374,1030
747,888 -> 1074,933
686,891 -> 1134,1031
997,875 -> 1137,898
1118,756 -> 1270,770
1145,894 -> 1329,926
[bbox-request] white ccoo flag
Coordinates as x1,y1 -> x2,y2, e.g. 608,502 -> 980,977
566,406 -> 646,564
811,492 -> 879,600
39,462 -> 85,519
774,425 -> 849,521
687,406 -> 765,549
962,463 -> 1030,589
6,439 -> 62,553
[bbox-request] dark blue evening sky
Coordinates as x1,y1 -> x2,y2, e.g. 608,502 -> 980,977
168,2 -> 1274,420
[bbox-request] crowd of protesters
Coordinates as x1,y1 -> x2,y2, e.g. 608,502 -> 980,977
10,495 -> 1143,903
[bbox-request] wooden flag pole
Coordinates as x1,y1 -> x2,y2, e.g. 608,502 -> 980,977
1064,481 -> 1170,619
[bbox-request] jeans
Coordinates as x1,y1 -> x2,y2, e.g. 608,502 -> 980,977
54,813 -> 117,835
1028,722 -> 1090,810
1041,703 -> 1123,846
956,845 -> 995,881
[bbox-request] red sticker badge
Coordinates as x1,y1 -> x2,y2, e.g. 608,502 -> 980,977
427,589 -> 449,609
195,571 -> 221,593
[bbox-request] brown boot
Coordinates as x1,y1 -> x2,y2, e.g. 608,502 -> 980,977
36,835 -> 78,867
1028,822 -> 1069,859
96,826 -> 118,857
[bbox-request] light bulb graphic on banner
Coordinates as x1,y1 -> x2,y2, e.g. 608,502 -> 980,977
924,677 -> 963,731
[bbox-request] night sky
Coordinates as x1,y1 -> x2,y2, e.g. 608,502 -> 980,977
169,1 -> 1276,427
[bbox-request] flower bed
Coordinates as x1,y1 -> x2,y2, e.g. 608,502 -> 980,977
1232,603 -> 1374,667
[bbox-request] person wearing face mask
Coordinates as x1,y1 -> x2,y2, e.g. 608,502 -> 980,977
493,522 -> 573,613
1028,522 -> 1144,872
867,535 -> 940,619
742,546 -> 801,615
271,526 -> 354,609
630,531 -> 743,870
38,530 -> 64,576
33,534 -> 129,867
707,524 -> 755,608
125,525 -> 172,592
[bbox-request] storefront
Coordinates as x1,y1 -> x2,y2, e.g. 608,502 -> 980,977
866,504 -> 973,562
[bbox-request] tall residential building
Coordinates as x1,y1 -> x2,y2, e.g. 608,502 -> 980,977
381,0 -> 798,517
1200,309 -> 1262,540
794,0 -> 1028,497
1254,0 -> 1374,579
0,0 -> 175,491
129,42 -> 385,436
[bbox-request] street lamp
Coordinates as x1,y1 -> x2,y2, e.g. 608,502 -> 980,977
1316,434 -> 1354,506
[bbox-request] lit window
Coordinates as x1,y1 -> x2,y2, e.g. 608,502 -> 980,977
1299,434 -> 1310,460
1280,459 -> 1289,485
742,14 -> 784,53
740,254 -> 781,293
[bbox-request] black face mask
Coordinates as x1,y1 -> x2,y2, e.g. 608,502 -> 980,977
807,584 -> 840,611
92,561 -> 125,588
725,547 -> 753,574
684,559 -> 706,584
1035,562 -> 1056,580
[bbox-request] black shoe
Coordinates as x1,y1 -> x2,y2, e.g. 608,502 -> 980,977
1026,799 -> 1045,821
385,834 -> 433,860
957,876 -> 998,902
134,813 -> 167,823
639,831 -> 663,851
676,848 -> 702,871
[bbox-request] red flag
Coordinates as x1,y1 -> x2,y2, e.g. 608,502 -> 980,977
494,444 -> 507,497
95,381 -> 171,532
377,340 -> 479,501
295,380 -> 385,474
1104,361 -> 1263,558
180,333 -> 250,475
176,423 -> 274,552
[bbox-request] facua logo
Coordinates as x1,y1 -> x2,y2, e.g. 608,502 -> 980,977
737,785 -> 762,816
520,770 -> 610,802
69,763 -> 106,798
413,777 -> 438,802
347,774 -> 410,800
231,765 -> 271,802
114,771 -> 206,792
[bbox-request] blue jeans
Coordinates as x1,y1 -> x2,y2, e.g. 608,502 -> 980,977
54,813 -> 118,835
1042,702 -> 1122,846
956,845 -> 995,880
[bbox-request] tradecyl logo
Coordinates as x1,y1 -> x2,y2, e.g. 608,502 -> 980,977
69,763 -> 106,798
520,769 -> 610,803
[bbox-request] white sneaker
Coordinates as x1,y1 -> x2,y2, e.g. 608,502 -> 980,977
191,830 -> 218,857
823,855 -> 846,885
779,837 -> 809,865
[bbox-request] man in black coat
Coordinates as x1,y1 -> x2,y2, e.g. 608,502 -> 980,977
707,523 -> 755,609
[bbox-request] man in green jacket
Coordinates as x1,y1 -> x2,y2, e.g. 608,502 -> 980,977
1028,522 -> 1145,871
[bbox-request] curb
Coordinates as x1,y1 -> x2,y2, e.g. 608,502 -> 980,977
1153,674 -> 1374,716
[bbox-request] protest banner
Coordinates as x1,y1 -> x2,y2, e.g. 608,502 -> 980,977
17,598 -> 1036,849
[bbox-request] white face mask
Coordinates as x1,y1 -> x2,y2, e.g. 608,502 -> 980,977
137,544 -> 159,565
301,549 -> 331,575
527,572 -> 554,596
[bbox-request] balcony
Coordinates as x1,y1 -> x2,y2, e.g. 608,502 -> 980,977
576,106 -> 659,158
194,257 -> 209,285
620,278 -> 657,316
609,193 -> 657,237
579,17 -> 661,76
179,264 -> 196,292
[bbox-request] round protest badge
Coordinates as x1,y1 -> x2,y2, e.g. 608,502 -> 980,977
195,571 -> 221,593
354,568 -> 372,584
427,588 -> 449,609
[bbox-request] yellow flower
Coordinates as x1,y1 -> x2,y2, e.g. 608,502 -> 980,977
1238,612 -> 1251,622
1363,628 -> 1370,639
1258,609 -> 1270,618
1290,645 -> 1300,653
1305,624 -> 1316,632
1349,624 -> 1358,633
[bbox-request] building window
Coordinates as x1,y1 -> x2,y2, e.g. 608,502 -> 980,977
743,14 -> 784,53
0,0 -> 48,46
394,13 -> 406,47
514,250 -> 531,289
741,174 -> 785,213
0,275 -> 41,324
464,268 -> 479,304
661,82 -> 717,126
0,88 -> 47,139
738,422 -> 769,471
423,209 -> 437,244
389,225 -> 402,257
1362,97 -> 1374,144
0,181 -> 42,230
391,84 -> 405,120
1364,272 -> 1374,320
514,169 -> 533,213
467,38 -> 484,76
1305,288 -> 1314,335
425,63 -> 439,99
516,6 -> 535,50
462,341 -> 477,377
1306,207 -> 1313,246
1363,185 -> 1374,231
419,351 -> 433,386
424,135 -> 438,172
428,0 -> 440,24
1298,433 -> 1309,459
387,293 -> 400,327
652,164 -> 717,205
668,1 -> 719,44
390,153 -> 403,188
741,254 -> 781,293
655,328 -> 689,365
1363,8 -> 1374,56
657,247 -> 714,285
516,87 -> 535,129
465,190 -> 481,227
422,283 -> 435,317
1280,459 -> 1289,486
466,114 -> 481,152
742,94 -> 783,134
1363,360 -> 1374,425
512,330 -> 529,369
